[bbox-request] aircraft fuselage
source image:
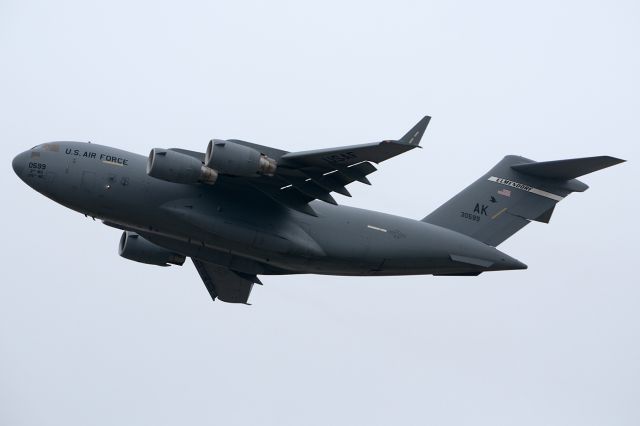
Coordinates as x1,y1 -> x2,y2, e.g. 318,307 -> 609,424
12,142 -> 526,277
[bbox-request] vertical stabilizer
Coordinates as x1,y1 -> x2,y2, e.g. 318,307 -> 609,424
422,155 -> 624,246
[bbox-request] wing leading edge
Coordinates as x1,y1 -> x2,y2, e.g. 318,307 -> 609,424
171,116 -> 430,215
280,115 -> 430,168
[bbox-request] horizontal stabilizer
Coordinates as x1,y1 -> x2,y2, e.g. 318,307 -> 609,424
512,156 -> 625,180
423,154 -> 624,246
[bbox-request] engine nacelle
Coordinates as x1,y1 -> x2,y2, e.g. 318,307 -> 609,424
118,231 -> 186,266
205,139 -> 277,177
147,148 -> 218,184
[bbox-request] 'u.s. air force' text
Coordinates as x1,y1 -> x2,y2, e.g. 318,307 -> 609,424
65,148 -> 129,166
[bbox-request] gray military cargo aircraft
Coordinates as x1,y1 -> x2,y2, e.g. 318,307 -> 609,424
12,116 -> 624,304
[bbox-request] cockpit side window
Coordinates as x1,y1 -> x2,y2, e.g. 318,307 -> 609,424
31,143 -> 61,151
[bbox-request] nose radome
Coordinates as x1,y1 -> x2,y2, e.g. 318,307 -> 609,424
12,151 -> 27,176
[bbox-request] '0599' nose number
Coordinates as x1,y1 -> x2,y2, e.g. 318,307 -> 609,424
28,162 -> 47,170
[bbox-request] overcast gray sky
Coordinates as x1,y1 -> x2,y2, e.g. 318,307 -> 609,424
1,1 -> 638,425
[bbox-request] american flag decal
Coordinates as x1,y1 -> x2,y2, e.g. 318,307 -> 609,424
497,188 -> 511,197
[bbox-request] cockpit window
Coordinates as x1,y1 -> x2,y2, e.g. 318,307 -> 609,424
31,143 -> 60,152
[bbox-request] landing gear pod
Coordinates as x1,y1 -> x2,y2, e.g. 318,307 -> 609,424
147,148 -> 218,184
205,139 -> 277,177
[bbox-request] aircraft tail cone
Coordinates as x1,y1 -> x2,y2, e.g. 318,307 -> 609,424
492,253 -> 528,271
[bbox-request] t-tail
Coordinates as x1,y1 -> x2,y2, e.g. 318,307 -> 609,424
423,155 -> 625,247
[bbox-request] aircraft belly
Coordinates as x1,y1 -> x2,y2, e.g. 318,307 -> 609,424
297,203 -> 517,276
146,193 -> 323,270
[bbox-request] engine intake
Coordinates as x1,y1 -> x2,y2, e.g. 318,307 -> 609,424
118,231 -> 186,266
205,140 -> 277,177
147,148 -> 218,184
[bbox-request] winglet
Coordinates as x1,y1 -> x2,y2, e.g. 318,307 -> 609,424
399,116 -> 431,145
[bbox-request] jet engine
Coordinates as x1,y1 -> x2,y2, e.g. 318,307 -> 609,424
205,139 -> 277,177
147,148 -> 218,184
118,231 -> 186,266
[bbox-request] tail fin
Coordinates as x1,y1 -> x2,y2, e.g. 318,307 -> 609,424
422,155 -> 625,246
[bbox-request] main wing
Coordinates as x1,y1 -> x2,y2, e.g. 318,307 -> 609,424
172,116 -> 430,215
275,116 -> 430,203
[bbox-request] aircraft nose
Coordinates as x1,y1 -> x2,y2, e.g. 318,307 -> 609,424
12,151 -> 27,176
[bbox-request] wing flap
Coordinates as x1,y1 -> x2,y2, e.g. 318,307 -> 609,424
278,174 -> 338,205
299,169 -> 352,197
192,259 -> 258,304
